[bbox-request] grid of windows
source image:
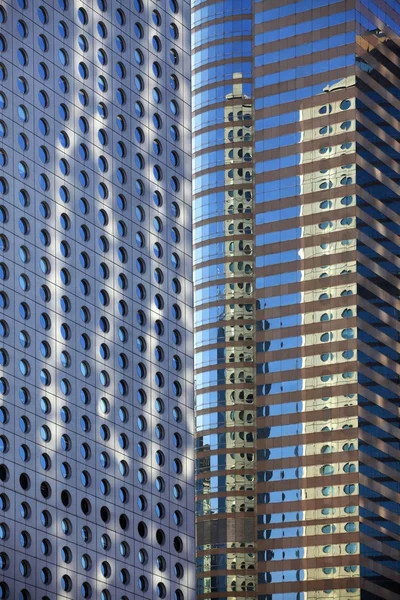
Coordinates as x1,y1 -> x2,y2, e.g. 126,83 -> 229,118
0,0 -> 194,598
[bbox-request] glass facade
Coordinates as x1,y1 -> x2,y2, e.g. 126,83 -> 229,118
0,0 -> 194,599
193,1 -> 400,599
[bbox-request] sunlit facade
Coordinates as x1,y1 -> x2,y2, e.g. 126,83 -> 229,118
192,1 -> 400,600
0,0 -> 194,599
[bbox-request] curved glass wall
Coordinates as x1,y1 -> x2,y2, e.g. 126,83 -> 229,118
193,1 -> 400,600
192,1 -> 256,598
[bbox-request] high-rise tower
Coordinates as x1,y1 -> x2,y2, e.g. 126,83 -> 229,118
192,1 -> 400,599
0,0 -> 194,598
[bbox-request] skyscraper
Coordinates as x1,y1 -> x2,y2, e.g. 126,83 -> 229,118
0,0 -> 194,599
193,1 -> 400,599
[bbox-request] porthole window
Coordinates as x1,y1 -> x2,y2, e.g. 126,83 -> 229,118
170,23 -> 179,39
117,141 -> 127,158
112,91 -> 124,112
134,22 -> 144,38
170,100 -> 179,116
171,252 -> 180,269
137,336 -> 146,352
98,101 -> 108,118
152,35 -> 162,52
172,431 -> 183,453
170,151 -> 180,167
116,61 -> 126,78
136,310 -> 146,327
155,320 -> 164,336
154,190 -> 163,206
172,278 -> 181,294
155,450 -> 165,466
137,415 -> 147,431
134,48 -> 144,66
155,424 -> 165,440
172,379 -> 182,395
18,133 -> 28,151
117,114 -> 126,131
173,458 -> 182,474
136,258 -> 146,274
154,294 -> 164,310
152,9 -> 161,25
154,242 -> 163,258
79,89 -> 89,106
98,75 -> 107,93
170,126 -> 180,148
98,48 -> 107,65
170,49 -> 179,65
59,103 -> 70,121
135,101 -> 144,117
118,273 -> 128,289
153,139 -> 162,155
136,284 -> 146,300
37,62 -> 50,81
154,268 -> 164,284
172,406 -> 182,423
173,536 -> 183,553
137,442 -> 147,458
78,6 -> 88,24
138,576 -> 148,592
81,526 -> 91,542
171,176 -> 180,192
38,34 -> 48,52
155,477 -> 165,493
157,583 -> 167,598
116,9 -> 126,26
79,116 -> 89,133
116,34 -> 126,52
18,48 -> 29,66
37,5 -> 49,23
135,74 -> 144,91
153,88 -> 162,104
153,61 -> 162,77
15,23 -> 28,43
18,162 -> 29,179
78,34 -> 88,52
117,168 -> 127,184
78,62 -> 89,79
135,127 -> 145,144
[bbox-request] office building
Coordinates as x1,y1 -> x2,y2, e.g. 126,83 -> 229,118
192,1 -> 400,599
0,0 -> 194,598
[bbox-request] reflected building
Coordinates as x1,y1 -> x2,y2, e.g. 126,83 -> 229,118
0,0 -> 194,599
192,2 -> 400,600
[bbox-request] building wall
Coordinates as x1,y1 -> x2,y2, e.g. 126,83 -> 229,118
193,1 -> 400,600
192,0 -> 256,598
0,0 -> 194,598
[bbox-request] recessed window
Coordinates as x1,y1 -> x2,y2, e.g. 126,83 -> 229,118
116,34 -> 126,52
78,34 -> 88,52
152,35 -> 161,52
170,23 -> 179,39
170,49 -> 179,65
134,22 -> 144,38
78,7 -> 88,24
116,8 -> 126,25
170,74 -> 179,91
